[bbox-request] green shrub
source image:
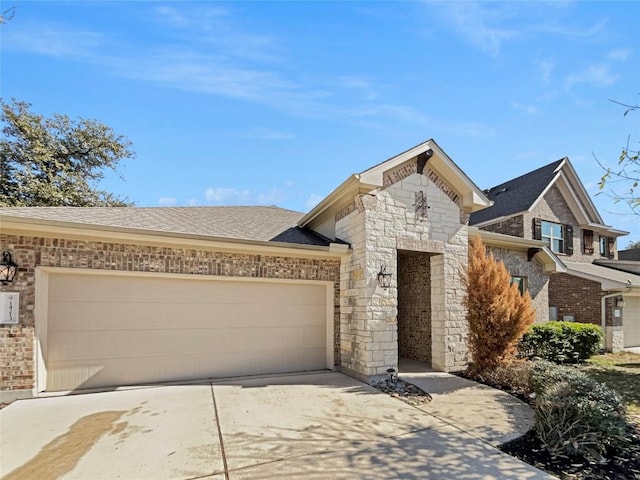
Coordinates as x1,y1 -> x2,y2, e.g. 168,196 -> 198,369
530,361 -> 629,460
473,360 -> 534,397
519,321 -> 603,362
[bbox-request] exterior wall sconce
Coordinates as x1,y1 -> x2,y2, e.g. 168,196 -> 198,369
0,251 -> 18,285
377,264 -> 392,289
615,297 -> 625,308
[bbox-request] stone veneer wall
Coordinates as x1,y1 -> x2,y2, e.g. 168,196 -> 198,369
487,247 -> 550,323
0,234 -> 341,394
336,160 -> 469,377
397,251 -> 432,364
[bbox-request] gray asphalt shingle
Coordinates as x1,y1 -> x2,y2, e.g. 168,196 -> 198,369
0,206 -> 335,247
470,159 -> 565,225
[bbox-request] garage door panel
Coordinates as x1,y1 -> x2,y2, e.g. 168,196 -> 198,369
624,298 -> 640,348
46,273 -> 330,391
49,301 -> 326,332
50,274 -> 326,305
47,344 -> 328,391
48,324 -> 327,364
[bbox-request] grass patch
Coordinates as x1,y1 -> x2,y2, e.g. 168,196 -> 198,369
582,352 -> 640,423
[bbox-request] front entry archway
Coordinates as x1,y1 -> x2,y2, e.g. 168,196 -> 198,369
397,250 -> 437,368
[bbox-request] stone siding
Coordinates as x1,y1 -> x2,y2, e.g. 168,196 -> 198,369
0,234 -> 341,394
336,159 -> 469,377
487,247 -> 550,323
397,251 -> 432,364
606,326 -> 625,353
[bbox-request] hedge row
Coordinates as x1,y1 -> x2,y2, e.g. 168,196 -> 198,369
519,321 -> 602,362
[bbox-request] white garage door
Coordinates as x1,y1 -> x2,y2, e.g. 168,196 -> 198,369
624,297 -> 640,348
45,272 -> 329,391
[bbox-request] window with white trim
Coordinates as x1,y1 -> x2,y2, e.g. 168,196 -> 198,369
600,236 -> 614,258
541,221 -> 564,253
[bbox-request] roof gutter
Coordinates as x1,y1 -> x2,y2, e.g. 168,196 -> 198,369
470,227 -> 545,249
584,223 -> 629,237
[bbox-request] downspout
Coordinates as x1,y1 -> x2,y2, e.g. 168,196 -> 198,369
601,292 -> 621,351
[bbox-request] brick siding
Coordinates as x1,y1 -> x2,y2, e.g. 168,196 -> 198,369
397,250 -> 432,364
480,216 -> 524,237
0,234 -> 341,393
548,273 -> 601,325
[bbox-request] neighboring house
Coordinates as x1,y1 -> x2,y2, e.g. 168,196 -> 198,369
0,139 -> 635,403
619,248 -> 640,261
470,158 -> 640,352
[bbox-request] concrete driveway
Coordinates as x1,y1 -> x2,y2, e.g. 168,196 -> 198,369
0,372 -> 553,479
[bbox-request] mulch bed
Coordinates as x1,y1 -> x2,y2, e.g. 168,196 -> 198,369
453,369 -> 640,479
500,426 -> 640,480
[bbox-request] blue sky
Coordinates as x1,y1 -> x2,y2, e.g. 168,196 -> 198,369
2,1 -> 639,244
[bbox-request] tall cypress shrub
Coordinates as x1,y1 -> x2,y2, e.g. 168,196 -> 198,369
464,236 -> 536,372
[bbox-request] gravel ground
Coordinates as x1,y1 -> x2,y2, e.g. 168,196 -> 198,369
369,376 -> 432,407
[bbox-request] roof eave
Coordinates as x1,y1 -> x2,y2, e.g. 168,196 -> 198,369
583,223 -> 629,237
564,264 -> 640,291
470,227 -> 566,273
298,175 -> 370,228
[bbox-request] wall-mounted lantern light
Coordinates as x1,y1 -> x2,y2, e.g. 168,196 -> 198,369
377,264 -> 392,289
0,251 -> 18,285
615,297 -> 625,308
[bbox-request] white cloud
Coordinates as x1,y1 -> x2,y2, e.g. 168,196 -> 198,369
158,197 -> 177,206
204,187 -> 287,205
607,48 -> 632,62
431,2 -> 518,56
535,16 -> 609,39
511,102 -> 538,115
305,194 -> 324,210
565,63 -> 619,89
6,14 -> 491,135
3,23 -> 105,57
339,76 -> 378,100
154,6 -> 191,28
451,121 -> 496,138
535,57 -> 555,85
205,187 -> 251,203
185,198 -> 199,206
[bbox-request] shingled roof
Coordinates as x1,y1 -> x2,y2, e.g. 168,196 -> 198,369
470,158 -> 565,225
0,206 -> 336,247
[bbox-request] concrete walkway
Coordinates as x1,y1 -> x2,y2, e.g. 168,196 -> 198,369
0,371 -> 552,480
399,358 -> 534,446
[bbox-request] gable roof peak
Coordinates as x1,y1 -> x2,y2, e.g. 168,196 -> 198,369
470,157 -> 567,225
299,138 -> 492,228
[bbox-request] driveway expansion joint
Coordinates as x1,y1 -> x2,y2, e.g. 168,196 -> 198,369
210,383 -> 230,480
